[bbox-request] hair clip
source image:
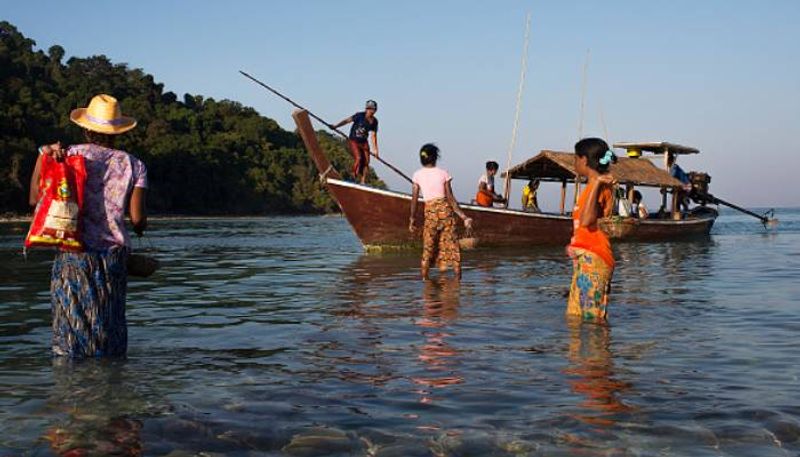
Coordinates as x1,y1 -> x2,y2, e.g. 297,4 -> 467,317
420,151 -> 428,158
599,149 -> 614,165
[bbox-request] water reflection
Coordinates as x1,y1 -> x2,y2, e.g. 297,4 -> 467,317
43,359 -> 146,456
615,240 -> 716,308
412,278 -> 463,404
562,318 -> 633,450
307,254 -> 416,388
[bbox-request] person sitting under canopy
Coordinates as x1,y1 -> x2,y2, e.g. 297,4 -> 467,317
475,161 -> 506,207
522,178 -> 541,213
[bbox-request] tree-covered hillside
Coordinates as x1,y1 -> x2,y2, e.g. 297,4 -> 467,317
0,21 -> 383,215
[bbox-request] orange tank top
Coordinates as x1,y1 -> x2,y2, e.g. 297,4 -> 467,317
569,181 -> 615,268
475,189 -> 494,207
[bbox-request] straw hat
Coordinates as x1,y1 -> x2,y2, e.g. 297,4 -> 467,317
70,94 -> 137,134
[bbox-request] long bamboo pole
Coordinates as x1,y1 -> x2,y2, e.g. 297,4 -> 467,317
708,194 -> 776,225
239,70 -> 412,184
576,49 -> 590,140
502,12 -> 532,204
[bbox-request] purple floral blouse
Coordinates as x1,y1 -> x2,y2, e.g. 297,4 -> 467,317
67,144 -> 148,250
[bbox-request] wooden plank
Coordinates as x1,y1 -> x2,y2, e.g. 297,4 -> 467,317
613,141 -> 700,155
671,188 -> 681,220
292,109 -> 341,181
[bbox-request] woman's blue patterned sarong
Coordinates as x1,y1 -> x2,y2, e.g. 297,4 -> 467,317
50,247 -> 129,357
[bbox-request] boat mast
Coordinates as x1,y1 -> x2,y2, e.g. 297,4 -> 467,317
573,49 -> 591,206
577,49 -> 590,140
599,99 -> 609,142
502,12 -> 532,204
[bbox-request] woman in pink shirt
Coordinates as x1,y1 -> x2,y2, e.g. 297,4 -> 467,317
409,144 -> 472,280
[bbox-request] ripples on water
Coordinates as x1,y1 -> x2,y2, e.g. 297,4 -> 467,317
1,210 -> 799,456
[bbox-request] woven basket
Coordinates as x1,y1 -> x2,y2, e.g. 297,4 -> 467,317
459,237 -> 479,250
459,227 -> 479,250
598,216 -> 638,239
127,253 -> 160,278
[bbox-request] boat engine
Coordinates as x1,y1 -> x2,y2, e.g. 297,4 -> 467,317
688,171 -> 712,205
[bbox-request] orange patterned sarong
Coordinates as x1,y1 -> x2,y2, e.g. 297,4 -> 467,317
567,248 -> 613,322
421,198 -> 461,272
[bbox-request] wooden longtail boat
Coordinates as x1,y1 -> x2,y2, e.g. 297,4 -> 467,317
292,110 -> 717,249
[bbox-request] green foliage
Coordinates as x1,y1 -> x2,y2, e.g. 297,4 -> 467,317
0,21 -> 384,215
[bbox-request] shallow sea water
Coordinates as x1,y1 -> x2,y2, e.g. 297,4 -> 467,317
1,209 -> 799,456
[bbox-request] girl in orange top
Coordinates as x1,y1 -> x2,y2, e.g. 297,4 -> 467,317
567,138 -> 617,322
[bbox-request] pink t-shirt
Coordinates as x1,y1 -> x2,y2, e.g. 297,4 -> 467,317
412,167 -> 452,201
67,144 -> 148,251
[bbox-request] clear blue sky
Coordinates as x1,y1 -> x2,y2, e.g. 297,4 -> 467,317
6,0 -> 799,207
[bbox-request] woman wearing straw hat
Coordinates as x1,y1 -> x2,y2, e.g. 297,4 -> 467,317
29,94 -> 147,358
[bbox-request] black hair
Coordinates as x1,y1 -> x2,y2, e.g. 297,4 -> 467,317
486,161 -> 499,171
574,137 -> 616,173
633,190 -> 643,202
419,143 -> 439,166
84,129 -> 115,148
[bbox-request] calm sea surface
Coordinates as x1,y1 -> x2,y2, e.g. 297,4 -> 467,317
1,209 -> 799,456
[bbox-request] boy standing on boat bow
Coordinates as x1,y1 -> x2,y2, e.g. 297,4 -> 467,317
409,144 -> 472,280
331,100 -> 379,184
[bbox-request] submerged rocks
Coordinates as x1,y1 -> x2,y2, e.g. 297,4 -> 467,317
282,427 -> 362,456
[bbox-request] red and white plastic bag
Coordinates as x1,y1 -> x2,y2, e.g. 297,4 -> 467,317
25,154 -> 86,252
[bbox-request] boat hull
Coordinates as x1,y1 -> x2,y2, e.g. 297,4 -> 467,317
327,179 -> 716,248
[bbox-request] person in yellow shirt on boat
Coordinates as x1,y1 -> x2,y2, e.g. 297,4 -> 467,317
521,178 -> 541,213
475,161 -> 506,207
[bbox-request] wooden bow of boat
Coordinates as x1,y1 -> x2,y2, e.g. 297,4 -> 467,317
291,109 -> 717,250
294,108 -> 341,183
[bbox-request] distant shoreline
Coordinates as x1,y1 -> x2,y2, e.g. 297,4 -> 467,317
2,207 -> 795,225
0,213 -> 343,224
0,214 -> 29,223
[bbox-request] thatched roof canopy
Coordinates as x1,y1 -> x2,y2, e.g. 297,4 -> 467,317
504,150 -> 684,188
613,141 -> 699,155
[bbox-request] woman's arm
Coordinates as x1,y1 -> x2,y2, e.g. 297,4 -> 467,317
129,187 -> 147,236
578,175 -> 615,228
601,189 -> 614,218
29,143 -> 65,206
409,183 -> 420,232
29,154 -> 43,207
445,181 -> 472,228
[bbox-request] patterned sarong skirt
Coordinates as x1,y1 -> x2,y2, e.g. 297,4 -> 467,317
567,248 -> 613,322
422,198 -> 461,272
51,247 -> 129,357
